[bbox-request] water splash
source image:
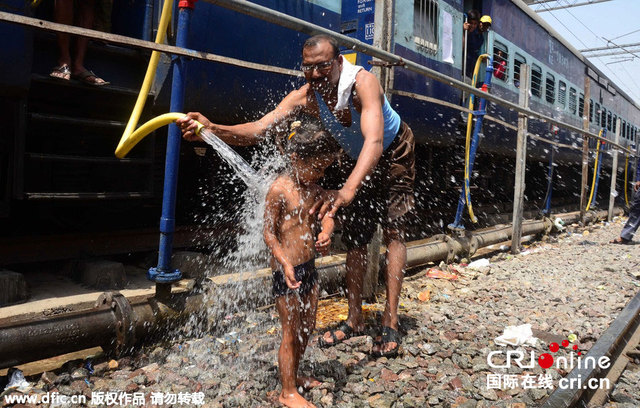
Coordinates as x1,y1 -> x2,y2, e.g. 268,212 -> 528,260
199,129 -> 261,192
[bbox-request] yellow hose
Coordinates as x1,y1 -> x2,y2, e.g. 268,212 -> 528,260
586,129 -> 604,211
115,113 -> 203,158
464,53 -> 489,224
115,0 -> 173,158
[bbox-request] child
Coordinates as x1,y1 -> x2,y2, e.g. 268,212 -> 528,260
263,118 -> 340,408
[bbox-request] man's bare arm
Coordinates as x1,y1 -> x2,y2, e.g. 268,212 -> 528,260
263,184 -> 292,271
178,87 -> 307,146
337,71 -> 385,206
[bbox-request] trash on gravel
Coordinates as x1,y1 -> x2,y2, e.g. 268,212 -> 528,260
467,258 -> 490,269
3,368 -> 31,393
494,324 -> 538,347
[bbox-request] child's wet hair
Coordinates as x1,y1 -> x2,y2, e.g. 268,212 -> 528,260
285,115 -> 341,158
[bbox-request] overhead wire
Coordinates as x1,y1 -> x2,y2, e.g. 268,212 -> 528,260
539,0 -> 640,101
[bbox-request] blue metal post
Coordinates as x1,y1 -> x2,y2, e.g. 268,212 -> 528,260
142,0 -> 154,41
449,60 -> 493,230
148,1 -> 194,283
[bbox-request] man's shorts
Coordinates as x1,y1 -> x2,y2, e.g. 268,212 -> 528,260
272,258 -> 318,298
339,121 -> 416,250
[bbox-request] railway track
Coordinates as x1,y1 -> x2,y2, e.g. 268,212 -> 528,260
542,290 -> 640,407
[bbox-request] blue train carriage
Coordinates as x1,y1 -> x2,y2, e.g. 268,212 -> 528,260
0,0 -> 178,231
1,0 -> 638,230
483,0 -> 640,165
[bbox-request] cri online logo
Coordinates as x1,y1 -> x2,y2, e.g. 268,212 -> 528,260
487,337 -> 611,371
538,339 -> 580,369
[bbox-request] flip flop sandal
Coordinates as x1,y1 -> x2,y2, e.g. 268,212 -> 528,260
372,326 -> 401,358
49,64 -> 71,81
72,69 -> 110,86
610,237 -> 633,245
318,321 -> 363,348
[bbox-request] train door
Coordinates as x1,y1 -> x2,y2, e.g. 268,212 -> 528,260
6,0 -> 163,230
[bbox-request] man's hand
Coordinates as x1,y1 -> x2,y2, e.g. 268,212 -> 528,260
284,264 -> 300,290
634,181 -> 640,192
177,112 -> 211,142
310,188 -> 356,219
315,232 -> 332,255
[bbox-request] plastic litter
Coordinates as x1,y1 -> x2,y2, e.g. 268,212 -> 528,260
553,217 -> 565,232
426,268 -> 458,280
494,324 -> 538,347
3,368 -> 31,393
467,258 -> 490,269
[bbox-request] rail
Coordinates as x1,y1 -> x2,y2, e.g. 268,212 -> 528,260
0,6 -> 637,158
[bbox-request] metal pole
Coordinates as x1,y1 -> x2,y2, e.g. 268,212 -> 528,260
580,78 -> 590,220
608,117 -> 622,220
512,65 -> 530,254
361,0 -> 392,301
148,1 -> 195,284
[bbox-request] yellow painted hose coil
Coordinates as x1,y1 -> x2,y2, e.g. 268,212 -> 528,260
586,128 -> 604,212
464,53 -> 489,224
117,112 -> 203,158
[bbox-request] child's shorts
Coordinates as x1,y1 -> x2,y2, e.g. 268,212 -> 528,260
272,258 -> 317,298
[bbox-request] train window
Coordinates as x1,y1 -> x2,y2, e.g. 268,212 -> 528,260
589,99 -> 594,122
493,43 -> 508,81
601,107 -> 607,129
514,54 -> 526,88
568,87 -> 577,115
607,111 -> 612,131
622,121 -> 627,139
545,73 -> 555,104
531,64 -> 542,98
613,115 -> 617,133
578,93 -> 584,118
413,0 -> 439,54
558,81 -> 567,109
595,104 -> 601,127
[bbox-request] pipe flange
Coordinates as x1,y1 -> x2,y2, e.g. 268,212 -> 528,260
468,235 -> 479,257
96,291 -> 135,357
431,234 -> 458,263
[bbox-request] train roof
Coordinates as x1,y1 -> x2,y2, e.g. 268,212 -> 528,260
512,0 -> 640,111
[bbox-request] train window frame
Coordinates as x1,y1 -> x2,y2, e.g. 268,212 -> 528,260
558,81 -> 567,109
613,114 -> 617,133
531,64 -> 543,98
513,53 -> 526,88
545,73 -> 555,104
568,87 -> 577,115
578,93 -> 584,119
607,111 -> 612,131
601,107 -> 607,129
413,0 -> 439,55
595,103 -> 601,127
492,42 -> 509,82
589,99 -> 594,122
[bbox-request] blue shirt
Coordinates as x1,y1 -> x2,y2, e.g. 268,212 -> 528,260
314,91 -> 401,159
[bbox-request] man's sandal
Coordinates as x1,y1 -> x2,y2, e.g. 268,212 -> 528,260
610,237 -> 633,245
372,326 -> 401,358
72,69 -> 110,86
318,322 -> 363,348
